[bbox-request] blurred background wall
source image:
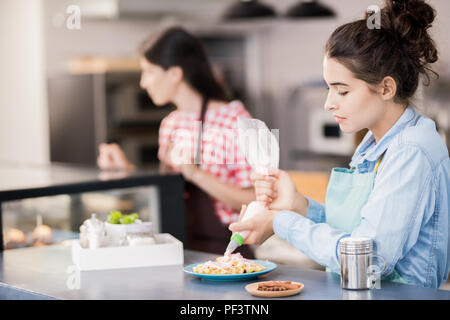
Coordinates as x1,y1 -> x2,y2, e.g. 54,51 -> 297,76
0,0 -> 49,165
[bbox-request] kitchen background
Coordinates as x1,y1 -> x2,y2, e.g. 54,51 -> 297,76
0,0 -> 449,287
1,0 -> 449,169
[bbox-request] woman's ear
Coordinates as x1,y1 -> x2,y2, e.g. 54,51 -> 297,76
167,66 -> 183,84
379,76 -> 397,101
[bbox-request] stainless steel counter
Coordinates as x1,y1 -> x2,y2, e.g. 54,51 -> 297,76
0,244 -> 448,300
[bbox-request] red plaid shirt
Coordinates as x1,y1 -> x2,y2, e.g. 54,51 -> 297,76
158,100 -> 253,225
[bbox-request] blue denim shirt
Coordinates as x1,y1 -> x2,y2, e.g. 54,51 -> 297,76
273,106 -> 450,288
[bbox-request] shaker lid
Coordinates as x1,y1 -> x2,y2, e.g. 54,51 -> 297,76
83,213 -> 104,232
339,237 -> 373,254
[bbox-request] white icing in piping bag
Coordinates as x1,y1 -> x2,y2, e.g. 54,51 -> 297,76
225,117 -> 280,256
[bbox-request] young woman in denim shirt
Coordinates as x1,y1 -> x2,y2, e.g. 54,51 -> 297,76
230,0 -> 450,288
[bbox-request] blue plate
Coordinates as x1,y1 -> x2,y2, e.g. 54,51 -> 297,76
184,260 -> 277,281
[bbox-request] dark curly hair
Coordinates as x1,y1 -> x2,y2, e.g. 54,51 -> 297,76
325,0 -> 439,105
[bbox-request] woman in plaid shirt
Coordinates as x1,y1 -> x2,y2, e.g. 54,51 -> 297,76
97,26 -> 256,255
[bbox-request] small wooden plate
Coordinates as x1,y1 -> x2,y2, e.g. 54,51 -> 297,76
245,281 -> 304,298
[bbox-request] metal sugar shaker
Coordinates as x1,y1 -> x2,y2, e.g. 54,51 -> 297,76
339,237 -> 386,290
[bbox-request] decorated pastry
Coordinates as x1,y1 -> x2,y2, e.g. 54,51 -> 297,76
193,253 -> 265,275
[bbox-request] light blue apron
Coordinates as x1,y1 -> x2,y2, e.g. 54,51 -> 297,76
325,152 -> 406,284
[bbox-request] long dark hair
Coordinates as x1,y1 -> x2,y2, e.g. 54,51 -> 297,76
139,26 -> 230,102
325,0 -> 438,105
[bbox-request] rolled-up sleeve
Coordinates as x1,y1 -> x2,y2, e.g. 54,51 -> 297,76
273,211 -> 349,273
305,197 -> 326,224
273,144 -> 434,279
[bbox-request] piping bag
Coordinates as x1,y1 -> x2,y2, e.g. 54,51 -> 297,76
224,117 -> 280,255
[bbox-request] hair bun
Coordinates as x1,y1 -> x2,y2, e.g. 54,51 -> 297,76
385,0 -> 435,32
383,0 -> 438,65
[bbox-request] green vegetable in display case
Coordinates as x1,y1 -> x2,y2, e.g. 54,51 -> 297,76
106,211 -> 140,224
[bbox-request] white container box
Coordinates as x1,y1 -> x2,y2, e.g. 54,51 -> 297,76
104,221 -> 153,246
72,233 -> 184,271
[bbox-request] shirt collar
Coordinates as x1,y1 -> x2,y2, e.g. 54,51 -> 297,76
351,106 -> 417,165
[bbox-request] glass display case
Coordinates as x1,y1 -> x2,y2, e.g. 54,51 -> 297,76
2,186 -> 159,250
0,162 -> 185,251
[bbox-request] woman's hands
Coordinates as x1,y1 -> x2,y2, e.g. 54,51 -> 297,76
97,143 -> 135,171
251,168 -> 309,215
228,167 -> 312,245
228,204 -> 277,245
161,144 -> 200,182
